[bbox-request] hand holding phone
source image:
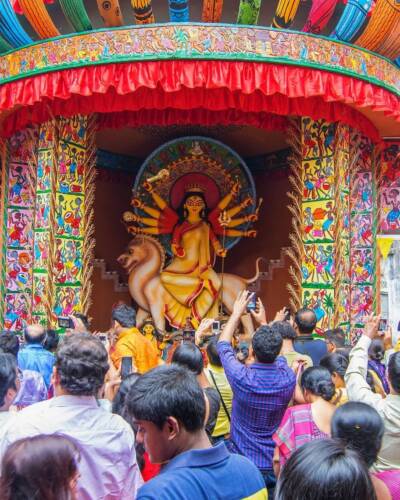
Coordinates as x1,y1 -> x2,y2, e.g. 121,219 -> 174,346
246,293 -> 257,313
378,318 -> 388,332
57,316 -> 74,329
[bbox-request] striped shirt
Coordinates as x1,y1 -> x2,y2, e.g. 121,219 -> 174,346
217,341 -> 296,470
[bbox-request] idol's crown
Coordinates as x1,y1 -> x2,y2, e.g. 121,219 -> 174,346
184,184 -> 205,193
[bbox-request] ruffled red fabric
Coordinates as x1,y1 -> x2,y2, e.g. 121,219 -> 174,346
0,60 -> 398,139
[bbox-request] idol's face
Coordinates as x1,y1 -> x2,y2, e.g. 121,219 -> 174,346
184,195 -> 205,215
143,324 -> 154,336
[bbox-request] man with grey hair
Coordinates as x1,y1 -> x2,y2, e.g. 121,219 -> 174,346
18,325 -> 55,388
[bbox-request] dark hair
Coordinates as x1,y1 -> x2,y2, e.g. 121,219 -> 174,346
112,304 -> 136,328
126,364 -> 206,431
300,366 -> 335,401
0,435 -> 79,500
331,402 -> 384,467
55,334 -> 109,396
43,329 -> 59,353
0,354 -> 17,407
112,372 -> 142,419
0,333 -> 19,357
368,339 -> 385,362
171,342 -> 204,375
275,439 -> 376,500
177,191 -> 208,223
73,313 -> 90,331
319,352 -> 349,380
23,325 -> 46,345
325,328 -> 346,348
295,308 -> 317,334
388,352 -> 400,394
206,336 -> 222,367
273,321 -> 297,340
251,324 -> 282,363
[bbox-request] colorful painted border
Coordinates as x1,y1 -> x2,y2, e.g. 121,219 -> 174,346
0,24 -> 398,96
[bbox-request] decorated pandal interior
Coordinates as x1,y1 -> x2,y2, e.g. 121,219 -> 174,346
0,0 -> 399,342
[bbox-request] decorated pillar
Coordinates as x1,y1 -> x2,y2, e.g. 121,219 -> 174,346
348,133 -> 376,343
288,118 -> 377,338
31,120 -> 58,325
2,129 -> 37,332
50,115 -> 96,323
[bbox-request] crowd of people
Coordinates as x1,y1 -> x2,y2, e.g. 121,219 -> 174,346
0,294 -> 399,499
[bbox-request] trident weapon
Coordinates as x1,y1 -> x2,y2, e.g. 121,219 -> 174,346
217,210 -> 231,317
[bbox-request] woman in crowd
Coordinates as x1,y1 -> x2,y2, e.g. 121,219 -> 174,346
275,439 -> 377,500
171,342 -> 220,436
331,401 -> 399,499
369,339 -> 390,395
273,366 -> 336,471
0,435 -> 80,500
319,352 -> 349,406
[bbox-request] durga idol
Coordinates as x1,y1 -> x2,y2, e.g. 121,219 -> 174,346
125,172 -> 259,327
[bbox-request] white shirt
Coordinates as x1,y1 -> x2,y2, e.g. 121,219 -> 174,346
0,395 -> 143,499
345,335 -> 400,472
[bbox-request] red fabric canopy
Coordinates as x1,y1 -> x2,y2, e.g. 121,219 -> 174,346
1,60 -> 397,139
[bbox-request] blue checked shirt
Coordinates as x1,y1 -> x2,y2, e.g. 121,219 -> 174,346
217,341 -> 296,470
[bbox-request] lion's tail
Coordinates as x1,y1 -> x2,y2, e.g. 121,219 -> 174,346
244,257 -> 265,284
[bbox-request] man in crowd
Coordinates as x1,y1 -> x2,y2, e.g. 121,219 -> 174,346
0,353 -> 20,425
17,325 -> 55,388
111,304 -> 159,373
293,308 -> 327,365
126,364 -> 267,499
325,327 -> 347,353
217,291 -> 296,494
0,333 -> 143,499
0,332 -> 47,407
345,316 -> 400,472
204,336 -> 233,444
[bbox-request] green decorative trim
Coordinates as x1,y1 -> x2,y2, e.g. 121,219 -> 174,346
0,24 -> 398,97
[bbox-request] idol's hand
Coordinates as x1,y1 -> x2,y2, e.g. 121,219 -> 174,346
131,198 -> 144,209
245,230 -> 257,238
241,197 -> 253,209
246,213 -> 258,222
128,226 -> 142,235
231,180 -> 241,195
216,247 -> 227,258
143,181 -> 153,192
172,243 -> 185,258
123,211 -> 138,223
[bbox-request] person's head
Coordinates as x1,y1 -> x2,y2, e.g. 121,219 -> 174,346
0,353 -> 19,411
112,372 -> 142,420
368,339 -> 385,362
275,439 -> 376,500
294,308 -> 317,335
300,366 -> 335,403
0,332 -> 19,357
141,321 -> 155,337
43,329 -> 59,353
125,364 -> 206,463
206,336 -> 222,367
319,352 -> 349,389
23,325 -> 46,345
54,334 -> 109,396
251,324 -> 283,364
112,304 -> 136,331
72,313 -> 90,332
388,351 -> 400,394
0,435 -> 80,500
325,328 -> 346,352
171,342 -> 204,375
331,402 -> 384,467
273,321 -> 297,340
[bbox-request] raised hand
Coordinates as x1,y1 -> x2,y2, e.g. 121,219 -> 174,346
364,315 -> 381,340
251,298 -> 267,325
274,307 -> 287,322
232,290 -> 253,319
195,318 -> 214,346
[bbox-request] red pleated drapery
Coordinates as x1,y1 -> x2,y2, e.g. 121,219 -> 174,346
0,60 -> 398,139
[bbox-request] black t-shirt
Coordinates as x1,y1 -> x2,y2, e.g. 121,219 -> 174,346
204,386 -> 221,436
293,336 -> 327,366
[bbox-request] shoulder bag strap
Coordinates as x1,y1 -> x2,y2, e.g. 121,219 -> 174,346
209,369 -> 231,422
